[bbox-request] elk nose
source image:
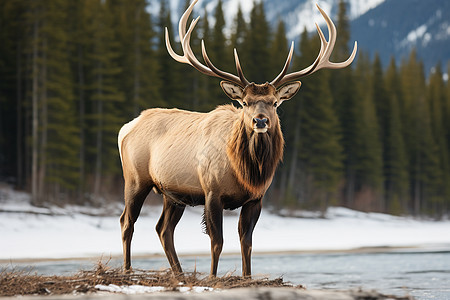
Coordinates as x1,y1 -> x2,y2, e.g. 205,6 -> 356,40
253,117 -> 268,129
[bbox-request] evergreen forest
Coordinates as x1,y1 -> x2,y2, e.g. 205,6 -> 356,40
1,0 -> 449,217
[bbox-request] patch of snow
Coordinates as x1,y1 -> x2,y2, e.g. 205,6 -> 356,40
407,24 -> 428,44
347,0 -> 386,20
179,286 -> 215,292
283,0 -> 386,40
423,32 -> 432,46
95,284 -> 166,294
1,185 -> 450,261
435,22 -> 450,41
399,23 -> 432,50
95,284 -> 214,294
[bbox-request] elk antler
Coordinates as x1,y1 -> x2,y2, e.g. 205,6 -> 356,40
270,4 -> 358,88
165,0 -> 250,87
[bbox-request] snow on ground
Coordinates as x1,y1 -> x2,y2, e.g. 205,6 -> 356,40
95,284 -> 214,294
1,184 -> 450,260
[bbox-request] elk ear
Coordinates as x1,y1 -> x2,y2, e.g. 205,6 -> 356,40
276,81 -> 301,105
221,81 -> 244,105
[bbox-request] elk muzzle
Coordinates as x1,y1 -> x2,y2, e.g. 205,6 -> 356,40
253,117 -> 268,133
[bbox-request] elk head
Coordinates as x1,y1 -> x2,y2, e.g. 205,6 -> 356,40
165,1 -> 357,128
220,81 -> 301,134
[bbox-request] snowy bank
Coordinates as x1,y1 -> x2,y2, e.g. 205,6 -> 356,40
1,185 -> 450,260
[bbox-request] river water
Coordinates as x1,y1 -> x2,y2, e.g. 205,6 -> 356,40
6,250 -> 450,299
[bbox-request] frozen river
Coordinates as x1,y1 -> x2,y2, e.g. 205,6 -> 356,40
7,249 -> 450,300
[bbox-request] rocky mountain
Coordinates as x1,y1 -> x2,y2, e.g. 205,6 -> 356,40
351,0 -> 450,74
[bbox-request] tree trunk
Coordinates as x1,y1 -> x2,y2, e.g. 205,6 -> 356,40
346,166 -> 355,208
133,6 -> 141,116
31,13 -> 39,205
77,45 -> 85,203
16,40 -> 23,189
38,37 -> 48,203
94,67 -> 103,198
287,121 -> 300,193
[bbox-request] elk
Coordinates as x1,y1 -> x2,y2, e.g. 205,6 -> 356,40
118,0 -> 357,277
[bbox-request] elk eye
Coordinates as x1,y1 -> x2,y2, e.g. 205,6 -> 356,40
273,101 -> 278,107
243,101 -> 248,107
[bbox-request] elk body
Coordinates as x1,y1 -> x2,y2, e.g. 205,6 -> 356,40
119,0 -> 357,277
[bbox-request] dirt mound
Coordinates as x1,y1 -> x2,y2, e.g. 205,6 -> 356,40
0,262 -> 298,296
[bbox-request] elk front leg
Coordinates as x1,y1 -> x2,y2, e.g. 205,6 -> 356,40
238,198 -> 262,277
204,192 -> 223,277
156,196 -> 185,274
120,181 -> 152,272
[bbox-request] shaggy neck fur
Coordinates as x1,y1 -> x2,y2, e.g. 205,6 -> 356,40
227,116 -> 284,196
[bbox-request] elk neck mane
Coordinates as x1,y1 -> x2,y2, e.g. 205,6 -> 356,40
227,114 -> 284,196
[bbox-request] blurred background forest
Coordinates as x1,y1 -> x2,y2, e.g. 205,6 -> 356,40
0,0 -> 449,217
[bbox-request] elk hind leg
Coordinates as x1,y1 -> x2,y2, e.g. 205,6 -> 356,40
155,195 -> 185,274
120,181 -> 152,271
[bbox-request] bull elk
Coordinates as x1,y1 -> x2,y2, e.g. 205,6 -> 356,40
118,0 -> 357,277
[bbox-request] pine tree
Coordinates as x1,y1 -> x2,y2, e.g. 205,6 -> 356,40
0,0 -> 26,187
243,1 -> 271,83
157,0 -> 181,108
298,69 -> 344,210
369,53 -> 389,210
68,0 -> 92,202
270,20 -> 289,79
328,0 -> 358,208
400,50 -> 442,215
353,52 -> 384,211
332,0 -> 351,63
85,0 -> 124,198
210,0 -> 228,69
427,64 -> 449,215
372,54 -> 389,151
272,27 -> 303,207
384,57 -> 409,214
45,1 -> 80,197
230,4 -> 247,52
209,0 -> 231,106
446,63 -> 450,211
110,0 -> 161,118
291,33 -> 343,210
22,0 -> 81,204
275,28 -> 308,208
196,7 -> 215,111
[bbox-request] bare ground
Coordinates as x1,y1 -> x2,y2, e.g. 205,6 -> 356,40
0,261 -> 415,299
0,261 -> 297,297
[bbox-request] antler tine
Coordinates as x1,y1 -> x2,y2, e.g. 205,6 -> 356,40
182,17 -> 217,76
165,0 -> 199,64
179,0 -> 198,40
314,4 -> 357,69
271,27 -> 324,88
270,41 -> 295,87
200,41 -> 244,86
165,0 -> 250,87
165,27 -> 188,63
271,4 -> 357,88
234,49 -> 250,87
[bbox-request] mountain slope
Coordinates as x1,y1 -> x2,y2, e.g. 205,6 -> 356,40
351,0 -> 450,72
